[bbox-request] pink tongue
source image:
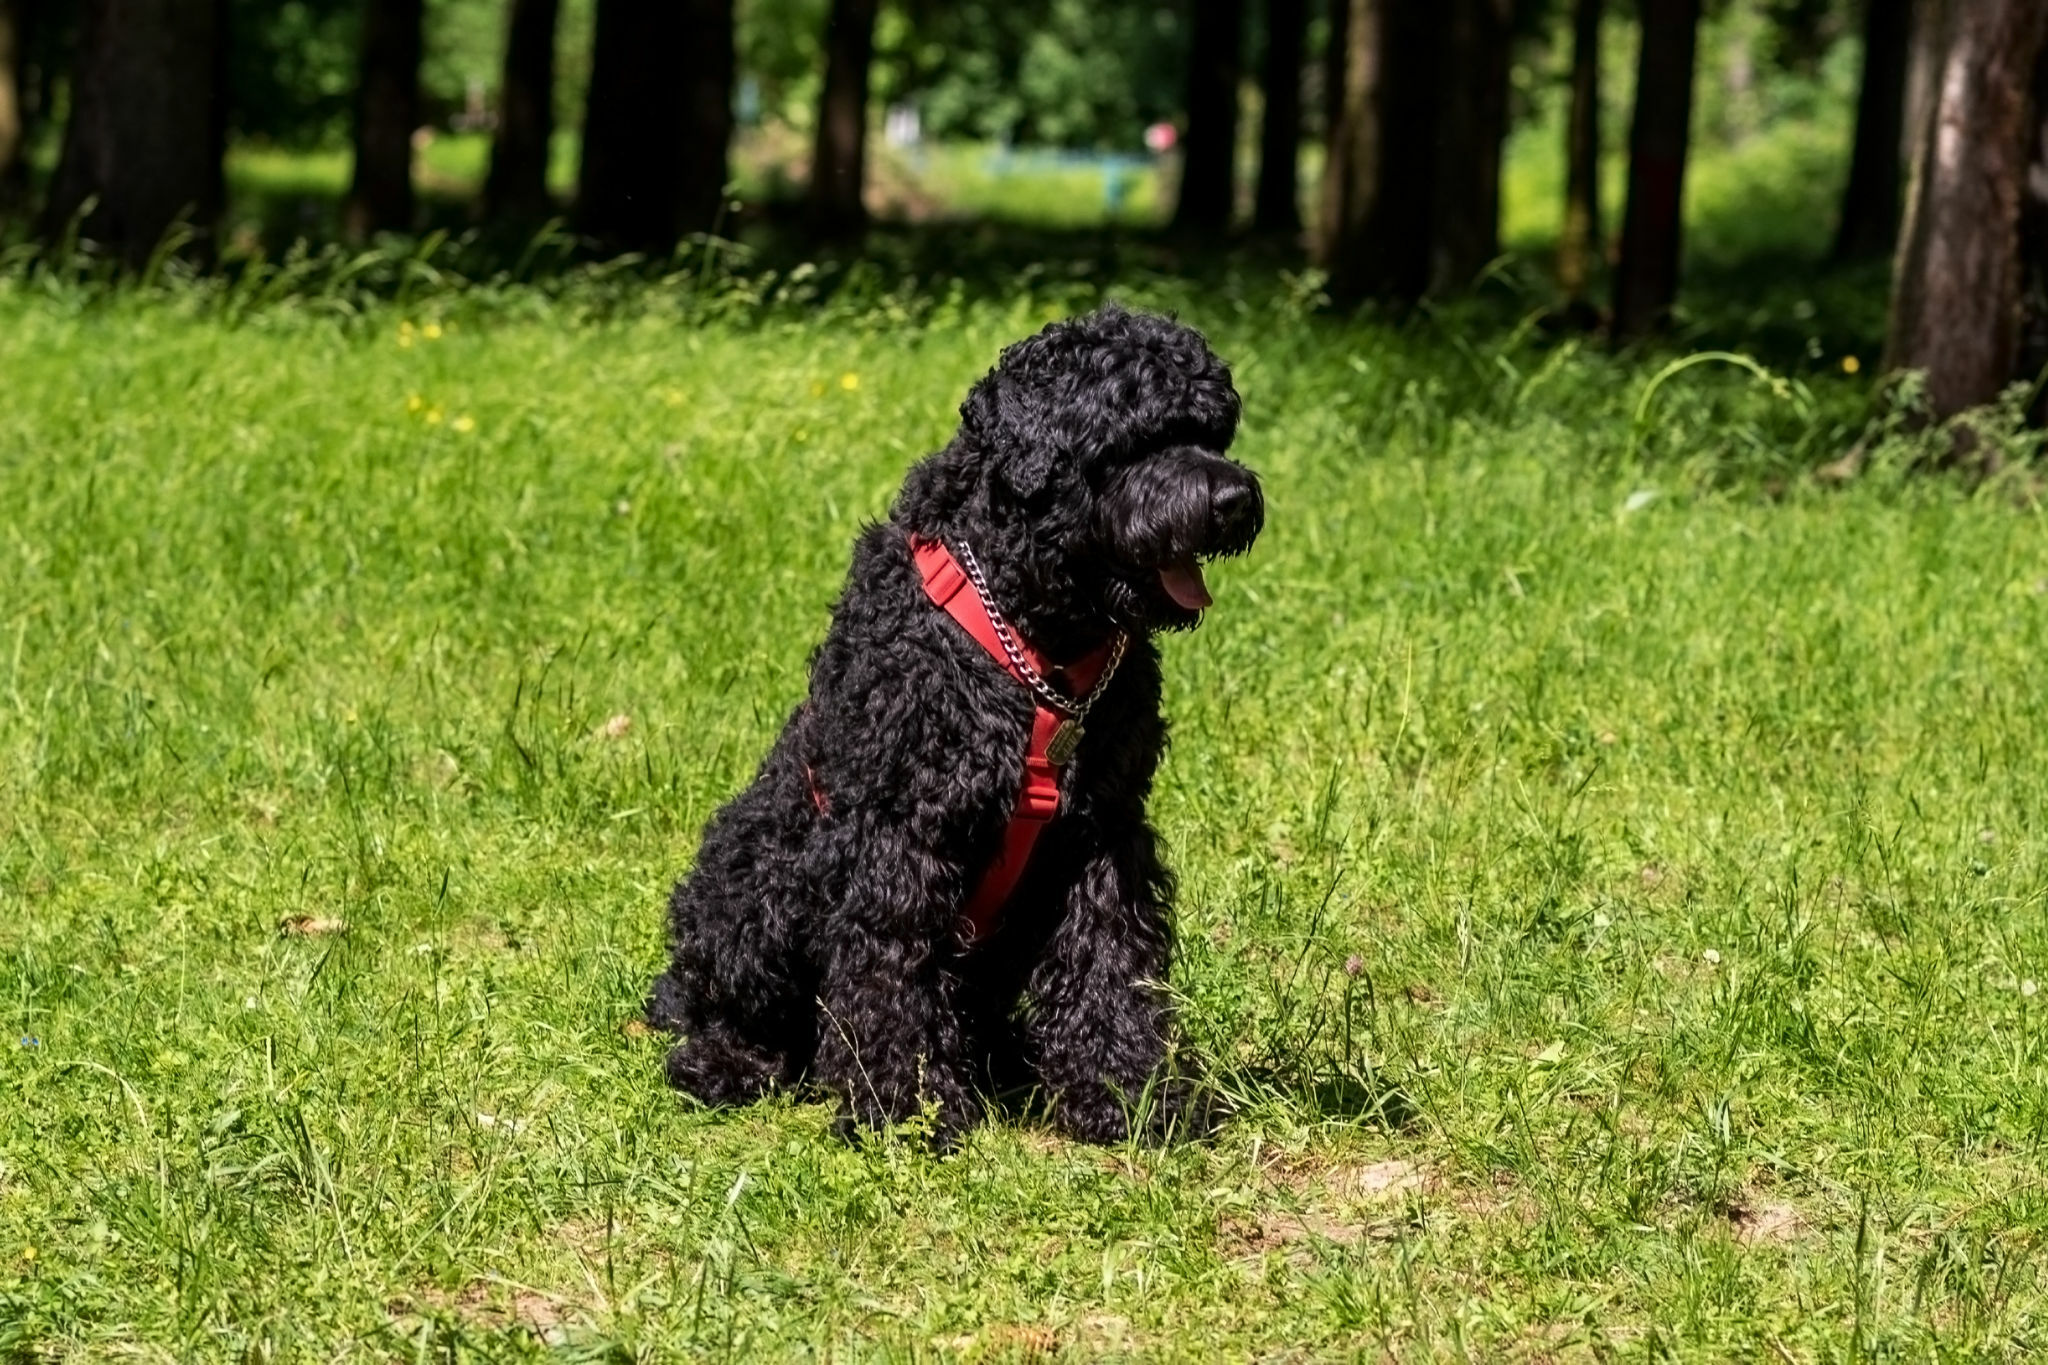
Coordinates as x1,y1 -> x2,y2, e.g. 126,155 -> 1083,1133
1159,559 -> 1212,610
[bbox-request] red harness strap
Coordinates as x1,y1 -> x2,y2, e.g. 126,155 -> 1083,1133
909,536 -> 1113,946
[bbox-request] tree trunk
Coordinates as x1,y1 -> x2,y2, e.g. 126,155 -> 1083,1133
1612,0 -> 1702,341
0,0 -> 25,211
345,0 -> 423,240
807,0 -> 878,239
1322,0 -> 1349,141
1902,0 -> 1942,171
1254,0 -> 1305,234
1833,0 -> 1913,259
1317,0 -> 1370,267
44,0 -> 225,265
2019,31 -> 2047,421
579,0 -> 734,254
1557,0 -> 1604,309
1430,0 -> 1512,291
485,0 -> 560,223
678,0 -> 736,239
1884,0 -> 2048,426
1322,0 -> 1444,302
1173,0 -> 1244,233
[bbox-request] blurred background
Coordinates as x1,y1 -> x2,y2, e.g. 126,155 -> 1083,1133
0,0 -> 2041,439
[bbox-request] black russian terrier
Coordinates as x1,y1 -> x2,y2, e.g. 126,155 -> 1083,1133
646,304 -> 1262,1146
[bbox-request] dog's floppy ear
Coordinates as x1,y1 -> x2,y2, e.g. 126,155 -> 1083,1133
962,376 -> 1062,499
1002,432 -> 1058,498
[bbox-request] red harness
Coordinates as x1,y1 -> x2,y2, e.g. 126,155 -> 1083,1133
805,536 -> 1115,948
911,536 -> 1117,945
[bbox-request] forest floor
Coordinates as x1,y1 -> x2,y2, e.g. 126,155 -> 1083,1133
3,240 -> 2047,1362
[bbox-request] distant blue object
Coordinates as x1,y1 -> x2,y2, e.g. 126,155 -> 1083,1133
19,1036 -> 39,1047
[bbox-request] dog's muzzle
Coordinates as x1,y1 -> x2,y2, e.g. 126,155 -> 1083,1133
1096,448 -> 1264,628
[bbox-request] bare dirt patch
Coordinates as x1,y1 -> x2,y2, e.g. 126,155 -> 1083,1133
934,1323 -> 1062,1359
279,915 -> 346,936
390,1281 -> 579,1344
1725,1199 -> 1805,1245
1226,1156 -> 1439,1260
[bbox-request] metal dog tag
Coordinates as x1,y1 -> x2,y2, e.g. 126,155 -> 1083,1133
1045,719 -> 1082,766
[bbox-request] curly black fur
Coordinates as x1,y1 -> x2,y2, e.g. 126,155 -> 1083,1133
646,304 -> 1262,1146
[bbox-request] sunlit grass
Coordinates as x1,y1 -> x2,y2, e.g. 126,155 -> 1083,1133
3,258 -> 2046,1359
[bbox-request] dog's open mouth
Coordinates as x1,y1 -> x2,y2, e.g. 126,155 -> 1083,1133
1158,557 -> 1212,611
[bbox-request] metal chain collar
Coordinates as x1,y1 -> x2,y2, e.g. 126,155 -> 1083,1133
951,540 -> 1127,720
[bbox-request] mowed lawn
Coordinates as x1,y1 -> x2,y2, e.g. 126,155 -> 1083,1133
3,279 -> 2047,1362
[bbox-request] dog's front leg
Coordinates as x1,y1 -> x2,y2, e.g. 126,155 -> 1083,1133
812,833 -> 981,1146
1027,822 -> 1196,1144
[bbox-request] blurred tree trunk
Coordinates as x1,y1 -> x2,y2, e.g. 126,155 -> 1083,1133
1322,0 -> 1444,302
44,0 -> 225,265
1556,0 -> 1603,314
1430,0 -> 1512,291
485,0 -> 560,222
807,0 -> 878,239
1833,0 -> 1912,260
678,0 -> 735,238
1902,0 -> 1941,170
1612,0 -> 1702,340
1317,0 -> 1369,268
1884,0 -> 2048,434
2020,32 -> 2048,421
1254,0 -> 1305,234
1173,0 -> 1244,233
580,0 -> 734,254
0,0 -> 27,211
344,0 -> 423,240
1322,0 -> 1348,140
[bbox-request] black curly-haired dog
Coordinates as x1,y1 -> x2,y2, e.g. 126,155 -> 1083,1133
646,304 -> 1262,1146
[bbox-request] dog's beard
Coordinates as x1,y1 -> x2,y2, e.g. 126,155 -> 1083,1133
1093,448 -> 1263,632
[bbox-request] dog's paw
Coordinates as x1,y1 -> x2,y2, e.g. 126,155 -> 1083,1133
827,1095 -> 980,1154
1057,1074 -> 1218,1146
664,1034 -> 781,1106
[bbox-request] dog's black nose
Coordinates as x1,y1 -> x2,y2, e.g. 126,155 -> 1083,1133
1209,475 -> 1264,550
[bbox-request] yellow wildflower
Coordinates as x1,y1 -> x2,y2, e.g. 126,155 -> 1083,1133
451,414 -> 476,434
661,387 -> 685,407
405,394 -> 424,414
839,372 -> 859,391
1841,355 -> 1861,375
397,320 -> 416,349
425,406 -> 444,426
809,379 -> 827,398
423,322 -> 443,341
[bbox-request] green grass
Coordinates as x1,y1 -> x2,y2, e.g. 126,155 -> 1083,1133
3,267 -> 2048,1362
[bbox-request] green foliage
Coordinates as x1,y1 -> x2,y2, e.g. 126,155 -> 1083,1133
226,0 -> 360,147
893,0 -> 1190,150
1,251 -> 2046,1357
738,0 -> 832,124
226,0 -> 599,149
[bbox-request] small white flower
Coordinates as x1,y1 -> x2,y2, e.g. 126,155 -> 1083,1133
1703,949 -> 1722,966
244,996 -> 258,1010
2023,979 -> 2038,998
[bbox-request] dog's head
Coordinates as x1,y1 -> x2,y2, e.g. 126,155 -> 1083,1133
897,305 -> 1262,643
